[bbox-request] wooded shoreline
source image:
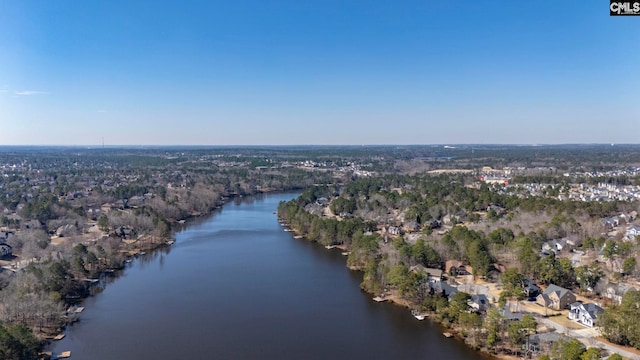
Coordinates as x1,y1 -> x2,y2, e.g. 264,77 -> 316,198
279,221 -> 506,360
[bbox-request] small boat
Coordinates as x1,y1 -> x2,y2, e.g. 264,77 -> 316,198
325,245 -> 337,249
443,332 -> 453,338
411,310 -> 426,320
373,296 -> 386,302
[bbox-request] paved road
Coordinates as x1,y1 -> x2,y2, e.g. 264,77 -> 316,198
536,316 -> 640,360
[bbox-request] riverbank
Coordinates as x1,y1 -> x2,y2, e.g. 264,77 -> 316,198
281,222 -> 512,360
44,190 -> 298,341
50,192 -> 487,360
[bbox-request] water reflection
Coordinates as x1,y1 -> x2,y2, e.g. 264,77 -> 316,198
50,193 -> 482,360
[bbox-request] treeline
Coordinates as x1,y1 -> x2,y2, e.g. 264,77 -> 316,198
326,174 -> 628,227
278,197 -> 376,246
0,322 -> 41,360
277,181 -> 635,357
0,152 -> 336,343
600,290 -> 640,349
278,178 -> 613,290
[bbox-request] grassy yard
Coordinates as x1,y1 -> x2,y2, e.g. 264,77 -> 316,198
547,315 -> 584,330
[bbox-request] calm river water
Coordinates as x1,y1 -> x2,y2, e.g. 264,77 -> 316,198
51,193 -> 484,359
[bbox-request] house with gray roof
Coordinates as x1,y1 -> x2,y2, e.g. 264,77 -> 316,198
0,243 -> 12,258
568,302 -> 604,327
536,284 -> 576,310
500,304 -> 523,322
523,278 -> 541,300
604,283 -> 636,305
469,294 -> 491,312
409,264 -> 443,282
429,281 -> 458,300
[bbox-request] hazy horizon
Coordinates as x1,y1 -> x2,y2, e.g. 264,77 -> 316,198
1,1 -> 638,145
0,142 -> 640,149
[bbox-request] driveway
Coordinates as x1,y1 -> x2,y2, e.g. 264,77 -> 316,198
536,316 -> 640,360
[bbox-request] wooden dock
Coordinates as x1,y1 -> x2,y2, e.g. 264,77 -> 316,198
55,351 -> 71,359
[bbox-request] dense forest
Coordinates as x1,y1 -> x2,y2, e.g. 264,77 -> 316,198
278,173 -> 640,355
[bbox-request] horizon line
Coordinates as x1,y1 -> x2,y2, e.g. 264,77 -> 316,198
0,143 -> 636,148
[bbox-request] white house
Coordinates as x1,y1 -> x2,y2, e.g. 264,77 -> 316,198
625,225 -> 640,241
469,294 -> 491,312
568,302 -> 604,327
542,238 -> 574,254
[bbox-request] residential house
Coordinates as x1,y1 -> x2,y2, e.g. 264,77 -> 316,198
0,243 -> 12,258
523,279 -> 541,300
424,268 -> 443,282
620,212 -> 636,223
409,265 -> 443,283
501,303 -> 523,322
536,284 -> 576,310
625,225 -> 640,241
0,231 -> 13,242
542,238 -> 574,254
469,294 -> 491,312
426,219 -> 442,229
445,260 -> 472,276
384,226 -> 403,236
604,283 -> 637,305
570,251 -> 585,267
429,281 -> 458,300
568,302 -> 604,327
601,217 -> 620,230
486,205 -> 506,215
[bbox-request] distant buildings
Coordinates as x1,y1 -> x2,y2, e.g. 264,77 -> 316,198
0,231 -> 12,258
479,175 -> 510,185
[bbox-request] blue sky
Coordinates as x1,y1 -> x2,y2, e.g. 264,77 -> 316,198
0,1 -> 638,145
